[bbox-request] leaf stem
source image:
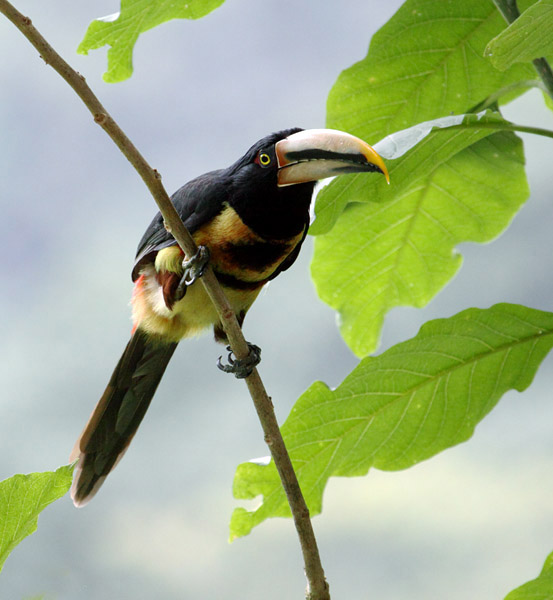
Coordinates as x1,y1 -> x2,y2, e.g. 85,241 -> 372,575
493,0 -> 553,101
0,2 -> 330,598
458,119 -> 553,139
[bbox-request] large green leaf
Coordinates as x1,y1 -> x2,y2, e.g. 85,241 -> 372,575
327,0 -> 537,143
231,304 -> 553,538
78,0 -> 225,82
0,466 -> 73,571
485,0 -> 553,71
505,550 -> 553,599
311,130 -> 528,357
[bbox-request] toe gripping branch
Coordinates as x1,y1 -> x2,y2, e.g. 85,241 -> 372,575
174,245 -> 211,301
217,343 -> 262,379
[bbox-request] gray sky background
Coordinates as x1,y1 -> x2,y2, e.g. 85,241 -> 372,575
1,1 -> 553,599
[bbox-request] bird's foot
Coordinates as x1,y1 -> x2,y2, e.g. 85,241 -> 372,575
174,245 -> 211,301
217,343 -> 261,379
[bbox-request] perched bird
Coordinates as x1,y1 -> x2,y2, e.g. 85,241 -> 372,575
70,128 -> 389,506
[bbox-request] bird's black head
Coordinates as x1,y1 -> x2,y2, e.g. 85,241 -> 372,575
226,128 -> 389,239
228,127 -> 303,190
226,128 -> 309,239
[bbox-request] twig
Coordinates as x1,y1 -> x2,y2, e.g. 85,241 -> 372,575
532,58 -> 553,101
493,0 -> 520,23
0,2 -> 329,598
452,119 -> 553,139
493,0 -> 553,101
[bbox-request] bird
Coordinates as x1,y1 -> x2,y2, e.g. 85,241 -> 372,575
69,127 -> 389,507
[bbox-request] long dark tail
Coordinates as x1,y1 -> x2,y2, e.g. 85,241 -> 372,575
70,329 -> 178,507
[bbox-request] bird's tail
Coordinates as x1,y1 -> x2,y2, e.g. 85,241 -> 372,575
70,328 -> 178,507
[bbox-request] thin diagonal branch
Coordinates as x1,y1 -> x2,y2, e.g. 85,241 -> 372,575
0,2 -> 329,598
493,0 -> 553,101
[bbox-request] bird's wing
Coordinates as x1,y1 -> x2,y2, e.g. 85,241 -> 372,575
131,170 -> 228,281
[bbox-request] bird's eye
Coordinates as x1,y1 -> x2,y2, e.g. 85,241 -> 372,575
257,152 -> 272,167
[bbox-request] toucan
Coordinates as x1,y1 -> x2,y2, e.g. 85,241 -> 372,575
70,128 -> 389,506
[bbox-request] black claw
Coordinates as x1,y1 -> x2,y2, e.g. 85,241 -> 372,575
174,246 -> 211,300
217,343 -> 261,379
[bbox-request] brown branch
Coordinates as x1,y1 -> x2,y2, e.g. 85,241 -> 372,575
493,0 -> 553,101
0,2 -> 329,598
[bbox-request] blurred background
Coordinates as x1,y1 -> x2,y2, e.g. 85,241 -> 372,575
1,1 -> 553,599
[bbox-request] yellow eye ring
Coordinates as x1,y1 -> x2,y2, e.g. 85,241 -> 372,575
259,152 -> 271,166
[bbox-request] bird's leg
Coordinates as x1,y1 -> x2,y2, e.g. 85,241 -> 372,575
217,343 -> 261,379
182,245 -> 211,285
173,245 -> 211,301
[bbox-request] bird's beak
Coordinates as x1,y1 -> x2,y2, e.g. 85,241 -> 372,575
275,128 -> 389,187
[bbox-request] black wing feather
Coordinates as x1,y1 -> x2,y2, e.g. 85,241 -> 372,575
132,170 -> 229,280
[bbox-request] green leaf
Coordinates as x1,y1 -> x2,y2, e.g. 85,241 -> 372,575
505,550 -> 553,599
327,0 -> 537,144
78,0 -> 225,82
0,465 -> 73,571
485,0 -> 553,71
311,110 -> 512,236
231,304 -> 553,538
312,130 -> 528,356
